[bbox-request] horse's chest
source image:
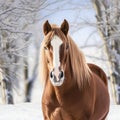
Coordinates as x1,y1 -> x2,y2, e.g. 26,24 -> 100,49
55,90 -> 83,112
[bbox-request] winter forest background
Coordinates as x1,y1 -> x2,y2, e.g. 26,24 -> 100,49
0,0 -> 120,119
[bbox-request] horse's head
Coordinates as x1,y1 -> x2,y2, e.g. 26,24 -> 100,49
42,19 -> 69,86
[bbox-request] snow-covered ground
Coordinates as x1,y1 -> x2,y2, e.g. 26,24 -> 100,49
108,105 -> 120,120
0,103 -> 43,120
0,103 -> 119,120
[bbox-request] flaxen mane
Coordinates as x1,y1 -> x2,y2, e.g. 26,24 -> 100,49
67,35 -> 92,88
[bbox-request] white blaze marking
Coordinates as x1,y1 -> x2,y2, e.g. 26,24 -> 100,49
51,35 -> 63,68
51,35 -> 63,80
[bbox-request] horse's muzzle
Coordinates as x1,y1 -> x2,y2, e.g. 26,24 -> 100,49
50,69 -> 64,86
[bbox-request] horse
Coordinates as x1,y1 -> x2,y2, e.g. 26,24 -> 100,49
40,19 -> 110,120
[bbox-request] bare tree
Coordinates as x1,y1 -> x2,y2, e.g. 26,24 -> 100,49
0,0 -> 47,104
91,0 -> 120,104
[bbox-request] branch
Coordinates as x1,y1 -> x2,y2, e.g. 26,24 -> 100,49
0,7 -> 16,16
0,28 -> 32,35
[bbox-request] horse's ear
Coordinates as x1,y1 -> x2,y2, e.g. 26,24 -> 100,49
60,19 -> 69,36
43,20 -> 51,35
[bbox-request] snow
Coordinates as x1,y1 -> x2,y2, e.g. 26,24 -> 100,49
108,105 -> 120,120
0,103 -> 43,120
0,103 -> 119,120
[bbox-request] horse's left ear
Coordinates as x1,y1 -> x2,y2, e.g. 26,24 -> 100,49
60,19 -> 69,36
43,20 -> 52,35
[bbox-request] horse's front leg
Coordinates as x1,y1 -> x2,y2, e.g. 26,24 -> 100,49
51,107 -> 73,120
42,103 -> 62,120
50,108 -> 62,120
42,105 -> 72,120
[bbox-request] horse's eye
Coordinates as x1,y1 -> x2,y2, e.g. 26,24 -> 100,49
44,46 -> 48,50
47,59 -> 49,63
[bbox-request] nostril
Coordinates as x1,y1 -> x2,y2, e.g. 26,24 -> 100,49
50,71 -> 53,78
59,71 -> 64,79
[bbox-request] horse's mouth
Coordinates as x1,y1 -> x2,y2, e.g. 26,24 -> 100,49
50,75 -> 64,86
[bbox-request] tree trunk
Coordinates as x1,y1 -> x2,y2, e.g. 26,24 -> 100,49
92,0 -> 120,104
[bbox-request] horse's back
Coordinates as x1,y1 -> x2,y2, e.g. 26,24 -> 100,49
88,63 -> 108,87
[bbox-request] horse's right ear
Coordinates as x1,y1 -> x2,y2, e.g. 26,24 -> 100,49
60,19 -> 69,36
43,20 -> 51,35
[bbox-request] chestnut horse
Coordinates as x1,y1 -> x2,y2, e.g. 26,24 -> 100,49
40,19 -> 110,120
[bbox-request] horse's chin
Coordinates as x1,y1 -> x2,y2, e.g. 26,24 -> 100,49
50,78 -> 64,87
